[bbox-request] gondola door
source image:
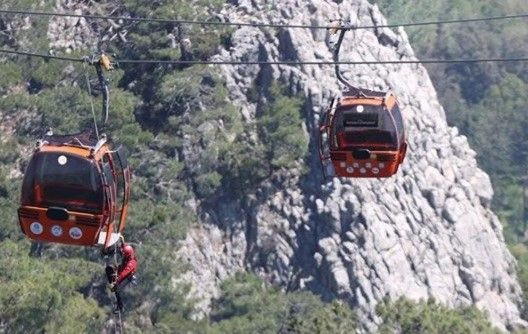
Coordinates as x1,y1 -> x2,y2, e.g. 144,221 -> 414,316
97,148 -> 130,251
319,98 -> 338,179
112,147 -> 130,235
99,152 -> 118,249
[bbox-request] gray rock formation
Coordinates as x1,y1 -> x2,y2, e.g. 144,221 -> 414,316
47,1 -> 127,53
177,0 -> 526,331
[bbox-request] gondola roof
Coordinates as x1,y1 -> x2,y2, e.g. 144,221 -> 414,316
44,129 -> 99,148
343,88 -> 388,98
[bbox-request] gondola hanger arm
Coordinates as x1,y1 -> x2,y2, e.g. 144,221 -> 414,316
84,53 -> 113,127
329,21 -> 363,96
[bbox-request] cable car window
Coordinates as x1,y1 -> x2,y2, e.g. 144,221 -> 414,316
101,155 -> 114,187
116,146 -> 128,168
21,153 -> 104,213
391,105 -> 404,134
332,104 -> 398,150
21,157 -> 38,205
343,112 -> 378,127
341,130 -> 397,146
111,152 -> 126,224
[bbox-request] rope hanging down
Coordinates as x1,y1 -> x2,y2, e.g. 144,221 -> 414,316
1,49 -> 528,65
0,9 -> 528,31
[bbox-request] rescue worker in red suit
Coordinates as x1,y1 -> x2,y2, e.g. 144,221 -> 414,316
110,243 -> 137,313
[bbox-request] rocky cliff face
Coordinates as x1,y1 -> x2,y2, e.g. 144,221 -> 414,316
176,0 -> 525,331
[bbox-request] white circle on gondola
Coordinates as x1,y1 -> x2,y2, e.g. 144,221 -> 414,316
30,222 -> 43,235
353,163 -> 360,168
69,227 -> 83,240
356,105 -> 364,113
51,225 -> 63,237
346,167 -> 354,174
366,162 -> 372,168
379,163 -> 385,169
340,162 -> 346,168
372,168 -> 380,174
58,155 -> 68,165
360,168 -> 367,174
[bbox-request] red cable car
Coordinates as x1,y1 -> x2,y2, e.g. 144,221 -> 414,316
319,26 -> 407,178
17,55 -> 131,251
18,132 -> 131,250
319,91 -> 407,178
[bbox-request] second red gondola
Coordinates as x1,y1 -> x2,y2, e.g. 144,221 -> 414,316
319,90 -> 406,178
319,24 -> 407,178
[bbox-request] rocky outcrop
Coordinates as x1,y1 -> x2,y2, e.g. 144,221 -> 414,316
46,1 -> 126,52
177,0 -> 525,331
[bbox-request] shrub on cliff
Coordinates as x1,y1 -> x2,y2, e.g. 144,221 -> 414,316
259,83 -> 309,171
376,297 -> 500,334
209,272 -> 357,333
0,241 -> 105,333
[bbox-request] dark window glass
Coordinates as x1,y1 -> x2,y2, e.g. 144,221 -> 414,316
343,112 -> 379,127
111,152 -> 125,204
21,152 -> 104,213
391,104 -> 404,134
116,146 -> 128,168
101,155 -> 114,187
343,130 -> 395,145
332,104 -> 398,150
110,152 -> 127,231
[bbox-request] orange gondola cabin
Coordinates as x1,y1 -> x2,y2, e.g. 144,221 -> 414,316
319,90 -> 407,178
18,131 -> 131,251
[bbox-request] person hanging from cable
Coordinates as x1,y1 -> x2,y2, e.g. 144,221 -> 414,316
109,242 -> 137,313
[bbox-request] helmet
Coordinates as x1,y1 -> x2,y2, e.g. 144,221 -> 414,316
121,244 -> 135,259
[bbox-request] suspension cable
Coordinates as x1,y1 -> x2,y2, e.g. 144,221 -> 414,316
1,48 -> 527,65
0,48 -> 81,62
0,9 -> 528,31
82,61 -> 100,140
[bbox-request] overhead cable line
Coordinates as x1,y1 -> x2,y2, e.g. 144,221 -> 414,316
0,48 -> 81,62
0,9 -> 528,31
1,49 -> 528,65
116,58 -> 528,65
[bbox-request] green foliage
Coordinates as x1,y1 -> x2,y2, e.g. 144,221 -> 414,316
378,0 -> 528,107
0,240 -> 105,333
465,75 -> 528,245
35,86 -> 93,133
0,138 -> 18,164
281,294 -> 357,334
0,62 -> 23,93
497,180 -> 525,243
107,88 -> 153,149
0,1 -> 54,48
27,59 -> 69,90
121,0 -> 228,60
209,272 -> 357,333
469,75 -> 528,177
511,244 -> 528,295
259,84 -> 309,170
376,297 -> 500,334
217,133 -> 269,195
0,170 -> 20,241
